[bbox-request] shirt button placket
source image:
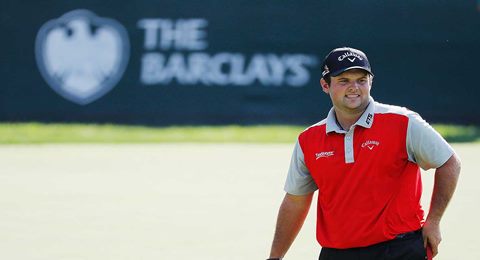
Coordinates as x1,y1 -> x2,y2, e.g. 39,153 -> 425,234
344,128 -> 355,163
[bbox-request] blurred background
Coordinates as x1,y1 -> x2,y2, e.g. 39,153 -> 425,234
1,0 -> 479,126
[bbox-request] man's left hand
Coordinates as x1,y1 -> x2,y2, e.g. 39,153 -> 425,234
422,220 -> 442,257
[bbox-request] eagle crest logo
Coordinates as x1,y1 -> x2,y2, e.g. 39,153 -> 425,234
35,9 -> 130,105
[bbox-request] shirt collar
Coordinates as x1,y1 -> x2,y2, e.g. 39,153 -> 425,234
326,97 -> 376,134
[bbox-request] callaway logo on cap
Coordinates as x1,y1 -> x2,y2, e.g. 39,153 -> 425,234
321,47 -> 373,78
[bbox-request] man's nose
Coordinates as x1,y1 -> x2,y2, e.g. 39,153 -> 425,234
348,82 -> 360,90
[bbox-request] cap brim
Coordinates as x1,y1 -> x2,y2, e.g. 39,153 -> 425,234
330,66 -> 374,77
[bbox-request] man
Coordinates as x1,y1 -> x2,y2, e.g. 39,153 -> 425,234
268,47 -> 461,260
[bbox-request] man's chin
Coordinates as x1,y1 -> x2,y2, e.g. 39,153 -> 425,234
344,102 -> 368,112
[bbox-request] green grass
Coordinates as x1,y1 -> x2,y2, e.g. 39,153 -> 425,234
0,123 -> 478,144
432,124 -> 480,143
0,123 -> 304,144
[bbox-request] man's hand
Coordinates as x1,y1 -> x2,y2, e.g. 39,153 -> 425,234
422,220 -> 441,257
423,153 -> 461,258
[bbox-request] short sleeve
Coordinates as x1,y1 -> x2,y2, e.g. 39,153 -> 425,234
406,113 -> 455,170
284,140 -> 318,195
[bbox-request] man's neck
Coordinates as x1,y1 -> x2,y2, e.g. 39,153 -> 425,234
334,108 -> 365,131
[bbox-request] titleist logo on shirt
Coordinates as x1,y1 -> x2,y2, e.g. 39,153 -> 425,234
316,151 -> 334,160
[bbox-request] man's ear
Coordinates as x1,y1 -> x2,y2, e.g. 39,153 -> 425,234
320,78 -> 329,94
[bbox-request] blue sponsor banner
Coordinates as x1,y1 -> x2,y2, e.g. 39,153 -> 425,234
1,1 -> 479,125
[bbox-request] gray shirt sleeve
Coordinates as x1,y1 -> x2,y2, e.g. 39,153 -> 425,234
406,113 -> 455,170
284,140 -> 318,195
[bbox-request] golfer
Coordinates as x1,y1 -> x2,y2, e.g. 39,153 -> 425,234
267,47 -> 461,260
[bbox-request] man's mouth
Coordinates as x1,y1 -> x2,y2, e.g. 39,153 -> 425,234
346,94 -> 360,98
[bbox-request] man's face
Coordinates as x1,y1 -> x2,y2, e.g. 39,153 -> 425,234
321,69 -> 372,114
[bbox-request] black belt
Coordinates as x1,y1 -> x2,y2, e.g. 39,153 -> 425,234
395,229 -> 422,240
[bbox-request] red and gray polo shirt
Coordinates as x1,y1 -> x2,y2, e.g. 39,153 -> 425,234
284,97 -> 454,249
